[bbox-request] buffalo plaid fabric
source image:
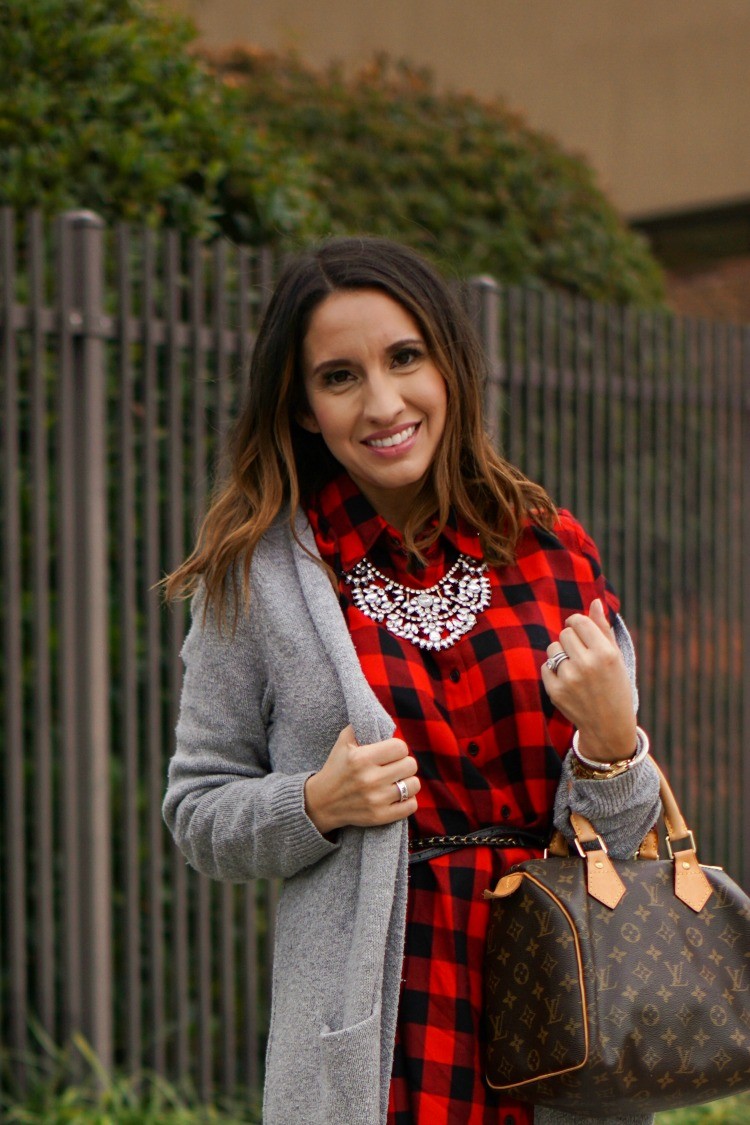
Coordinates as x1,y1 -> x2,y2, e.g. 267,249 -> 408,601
305,472 -> 620,1125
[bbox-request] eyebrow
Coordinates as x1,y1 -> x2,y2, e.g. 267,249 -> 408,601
310,337 -> 425,377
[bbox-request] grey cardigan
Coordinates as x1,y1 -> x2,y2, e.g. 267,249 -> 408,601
163,515 -> 660,1125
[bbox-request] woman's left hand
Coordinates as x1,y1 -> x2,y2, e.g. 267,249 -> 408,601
540,598 -> 637,764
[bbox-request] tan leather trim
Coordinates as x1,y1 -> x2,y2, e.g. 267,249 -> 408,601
637,826 -> 659,860
483,871 -> 523,899
673,849 -> 713,912
485,873 -> 589,1090
485,1053 -> 589,1091
568,811 -> 626,907
584,847 -> 626,908
569,810 -> 597,844
568,765 -> 715,909
652,762 -> 713,911
546,829 -> 569,857
655,762 -> 691,841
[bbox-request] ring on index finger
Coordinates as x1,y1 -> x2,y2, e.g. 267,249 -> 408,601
394,779 -> 409,803
546,650 -> 570,673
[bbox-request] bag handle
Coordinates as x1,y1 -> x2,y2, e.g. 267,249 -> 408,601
652,760 -> 712,912
547,760 -> 712,913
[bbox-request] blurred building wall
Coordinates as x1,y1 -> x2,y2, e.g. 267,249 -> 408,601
168,0 -> 750,221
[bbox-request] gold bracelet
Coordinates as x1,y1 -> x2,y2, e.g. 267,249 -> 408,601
571,758 -> 633,780
571,726 -> 650,780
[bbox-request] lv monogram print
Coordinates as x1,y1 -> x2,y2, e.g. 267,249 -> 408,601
484,858 -> 750,1115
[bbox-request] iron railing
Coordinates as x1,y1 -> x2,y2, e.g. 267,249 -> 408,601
2,209 -> 749,1101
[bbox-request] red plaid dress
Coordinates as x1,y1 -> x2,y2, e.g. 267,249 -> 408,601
305,473 -> 620,1125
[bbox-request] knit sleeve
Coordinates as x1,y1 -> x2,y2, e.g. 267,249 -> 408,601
162,584 -> 340,882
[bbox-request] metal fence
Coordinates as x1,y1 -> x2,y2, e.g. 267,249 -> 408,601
1,209 -> 749,1101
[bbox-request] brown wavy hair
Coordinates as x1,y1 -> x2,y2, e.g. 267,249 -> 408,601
164,236 -> 556,624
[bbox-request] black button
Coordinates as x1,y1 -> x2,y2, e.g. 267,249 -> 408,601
467,742 -> 479,757
449,667 -> 461,683
501,805 -> 511,820
504,1116 -> 516,1125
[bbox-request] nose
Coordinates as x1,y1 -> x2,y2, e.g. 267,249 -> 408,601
361,369 -> 405,423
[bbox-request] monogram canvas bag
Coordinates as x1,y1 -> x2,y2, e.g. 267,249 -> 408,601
483,763 -> 750,1115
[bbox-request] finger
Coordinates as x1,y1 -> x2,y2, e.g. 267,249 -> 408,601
561,613 -> 612,653
365,737 -> 410,766
540,659 -> 569,699
588,597 -> 616,642
383,755 -> 419,784
558,625 -> 588,660
386,796 -> 419,823
390,775 -> 421,804
339,724 -> 359,746
540,661 -> 556,692
544,644 -> 570,677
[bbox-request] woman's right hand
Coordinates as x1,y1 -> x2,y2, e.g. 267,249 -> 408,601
304,725 -> 420,835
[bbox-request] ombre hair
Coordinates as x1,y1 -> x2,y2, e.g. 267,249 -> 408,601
164,237 -> 556,624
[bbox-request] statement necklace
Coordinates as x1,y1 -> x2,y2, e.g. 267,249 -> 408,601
345,553 -> 491,651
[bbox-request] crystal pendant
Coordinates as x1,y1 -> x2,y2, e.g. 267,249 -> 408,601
345,554 -> 491,651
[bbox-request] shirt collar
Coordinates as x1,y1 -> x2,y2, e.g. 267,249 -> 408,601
306,471 -> 483,573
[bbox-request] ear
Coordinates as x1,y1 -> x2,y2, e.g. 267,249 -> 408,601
297,409 -> 321,434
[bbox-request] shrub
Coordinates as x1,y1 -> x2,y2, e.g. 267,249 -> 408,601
206,50 -> 665,306
0,0 -> 325,243
0,2 -> 665,303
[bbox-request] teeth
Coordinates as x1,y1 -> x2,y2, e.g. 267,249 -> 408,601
367,425 -> 417,449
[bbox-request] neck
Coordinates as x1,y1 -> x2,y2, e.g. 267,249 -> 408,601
355,480 -> 436,533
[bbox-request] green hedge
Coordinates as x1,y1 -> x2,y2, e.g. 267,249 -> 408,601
1,2 -> 665,304
207,50 -> 665,306
0,0 -> 324,243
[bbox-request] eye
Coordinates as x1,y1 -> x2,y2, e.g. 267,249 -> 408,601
323,368 -> 355,388
391,346 -> 423,368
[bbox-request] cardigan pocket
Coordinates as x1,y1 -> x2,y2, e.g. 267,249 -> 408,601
319,1001 -> 382,1124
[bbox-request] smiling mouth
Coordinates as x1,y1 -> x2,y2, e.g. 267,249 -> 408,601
364,423 -> 419,449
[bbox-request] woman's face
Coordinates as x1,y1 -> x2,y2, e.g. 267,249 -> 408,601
300,289 -> 448,530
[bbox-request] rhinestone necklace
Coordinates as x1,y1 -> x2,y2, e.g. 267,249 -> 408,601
344,553 -> 491,651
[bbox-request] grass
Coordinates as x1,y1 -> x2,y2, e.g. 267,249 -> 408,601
3,1032 -> 748,1123
1,1033 -> 261,1125
3,1084 -> 258,1125
656,1092 -> 750,1123
5,1089 -> 749,1125
5,1089 -> 748,1125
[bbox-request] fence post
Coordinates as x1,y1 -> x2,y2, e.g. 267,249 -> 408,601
57,210 -> 112,1069
743,324 -> 750,892
2,209 -> 28,1084
466,275 -> 503,443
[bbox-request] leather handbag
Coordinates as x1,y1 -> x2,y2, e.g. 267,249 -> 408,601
483,762 -> 750,1115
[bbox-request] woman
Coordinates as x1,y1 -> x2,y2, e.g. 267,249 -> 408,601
163,237 -> 660,1125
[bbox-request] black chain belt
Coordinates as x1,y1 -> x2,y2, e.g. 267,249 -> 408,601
408,825 -> 548,865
